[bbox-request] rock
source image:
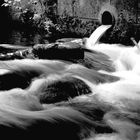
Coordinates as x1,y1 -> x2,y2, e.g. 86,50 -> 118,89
56,38 -> 81,43
37,76 -> 92,104
32,42 -> 84,60
0,44 -> 27,54
0,41 -> 84,61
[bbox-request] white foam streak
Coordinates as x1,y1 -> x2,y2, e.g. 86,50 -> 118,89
0,24 -> 139,140
84,24 -> 140,110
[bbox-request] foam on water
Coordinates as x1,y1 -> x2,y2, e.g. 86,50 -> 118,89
0,23 -> 140,140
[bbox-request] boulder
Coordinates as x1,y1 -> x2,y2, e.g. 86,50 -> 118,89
32,42 -> 84,60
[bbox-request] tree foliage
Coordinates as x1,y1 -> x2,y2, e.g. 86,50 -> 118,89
2,0 -> 44,24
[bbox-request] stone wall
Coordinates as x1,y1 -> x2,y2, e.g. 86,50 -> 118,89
2,0 -> 139,24
57,0 -> 140,23
57,0 -> 108,20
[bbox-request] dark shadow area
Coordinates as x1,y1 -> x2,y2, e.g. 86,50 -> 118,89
0,2 -> 52,46
0,70 -> 40,90
0,1 -> 13,43
101,11 -> 115,25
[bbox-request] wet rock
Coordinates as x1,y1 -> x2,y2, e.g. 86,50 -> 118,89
0,41 -> 84,61
32,42 -> 84,60
0,44 -> 27,54
37,76 -> 92,104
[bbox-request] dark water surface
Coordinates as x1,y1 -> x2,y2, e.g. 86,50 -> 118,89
0,28 -> 51,46
0,5 -> 46,46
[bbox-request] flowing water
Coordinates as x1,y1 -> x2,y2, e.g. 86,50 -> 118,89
86,25 -> 112,49
0,23 -> 140,140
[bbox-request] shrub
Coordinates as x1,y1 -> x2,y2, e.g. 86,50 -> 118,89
2,0 -> 45,27
47,13 -> 100,39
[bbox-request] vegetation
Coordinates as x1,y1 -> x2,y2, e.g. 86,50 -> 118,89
2,0 -> 45,29
56,14 -> 100,38
1,0 -> 100,38
43,12 -> 140,46
1,0 -> 140,45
